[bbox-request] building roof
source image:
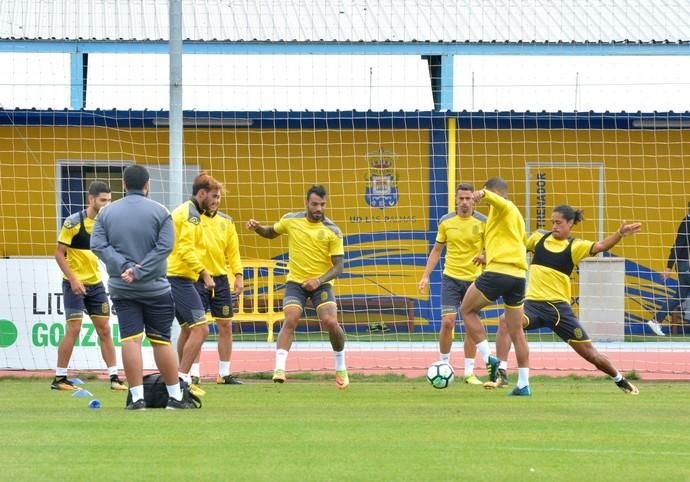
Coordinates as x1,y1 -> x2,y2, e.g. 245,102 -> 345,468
1,0 -> 689,43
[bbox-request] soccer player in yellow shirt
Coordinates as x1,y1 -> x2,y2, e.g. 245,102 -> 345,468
168,173 -> 220,396
493,205 -> 641,394
460,177 -> 532,396
191,196 -> 244,385
53,181 -> 126,391
419,183 -> 487,385
246,184 -> 348,388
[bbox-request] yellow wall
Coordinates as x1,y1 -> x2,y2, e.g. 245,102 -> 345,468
0,126 -> 429,298
4,124 -> 688,314
457,129 -> 690,321
457,129 -> 690,269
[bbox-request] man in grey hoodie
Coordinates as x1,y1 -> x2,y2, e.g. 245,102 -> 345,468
91,164 -> 194,410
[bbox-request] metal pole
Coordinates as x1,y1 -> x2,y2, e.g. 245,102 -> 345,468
168,0 -> 184,208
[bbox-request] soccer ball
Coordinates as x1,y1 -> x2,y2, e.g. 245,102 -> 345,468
426,361 -> 455,389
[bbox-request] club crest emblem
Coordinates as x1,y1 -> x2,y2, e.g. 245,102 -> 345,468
365,148 -> 398,209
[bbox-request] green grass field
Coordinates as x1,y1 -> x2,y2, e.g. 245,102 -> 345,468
2,376 -> 689,481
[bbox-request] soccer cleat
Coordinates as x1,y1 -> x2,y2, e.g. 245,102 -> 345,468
463,374 -> 483,385
369,323 -> 391,333
272,369 -> 286,383
189,383 -> 206,397
125,399 -> 146,410
646,320 -> 666,337
51,376 -> 78,391
216,375 -> 244,385
110,375 -> 128,391
496,368 -> 510,388
191,376 -> 201,385
486,355 -> 500,382
335,370 -> 350,389
165,397 -> 198,410
508,385 -> 532,396
616,378 -> 640,395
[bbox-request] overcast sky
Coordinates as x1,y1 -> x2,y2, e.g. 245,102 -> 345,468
1,52 -> 689,111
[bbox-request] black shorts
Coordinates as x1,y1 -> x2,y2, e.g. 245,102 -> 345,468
195,274 -> 234,320
523,300 -> 590,343
440,275 -> 472,316
474,271 -> 525,307
62,280 -> 110,321
112,291 -> 175,344
168,276 -> 208,327
283,281 -> 337,312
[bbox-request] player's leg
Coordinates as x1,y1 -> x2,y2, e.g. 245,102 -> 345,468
189,280 -> 212,384
454,279 -> 482,384
171,278 -> 209,390
91,315 -> 127,390
491,313 -> 514,388
216,318 -> 242,384
179,322 -> 209,375
438,275 -> 459,364
112,298 -> 147,408
459,274 -> 500,380
503,276 -> 530,396
495,314 -> 511,363
53,316 -> 82,390
273,282 -> 307,383
177,325 -> 190,361
569,339 -> 639,394
178,322 -> 209,395
315,285 -> 348,389
144,291 -> 194,408
438,313 -> 456,362
208,275 -> 241,384
84,283 -> 125,390
459,284 -> 490,344
53,281 -> 84,390
553,303 -> 638,394
504,306 -> 530,394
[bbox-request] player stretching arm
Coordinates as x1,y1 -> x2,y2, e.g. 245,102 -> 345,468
493,205 -> 641,394
247,184 -> 348,388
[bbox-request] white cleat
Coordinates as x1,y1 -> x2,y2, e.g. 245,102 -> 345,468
646,320 -> 666,336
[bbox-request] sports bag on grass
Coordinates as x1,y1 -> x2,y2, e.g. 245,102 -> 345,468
125,373 -> 202,408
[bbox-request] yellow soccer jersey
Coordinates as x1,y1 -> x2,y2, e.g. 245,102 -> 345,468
57,210 -> 101,285
273,212 -> 344,285
435,211 -> 486,281
526,231 -> 594,303
167,200 -> 207,281
201,211 -> 243,277
482,189 -> 528,278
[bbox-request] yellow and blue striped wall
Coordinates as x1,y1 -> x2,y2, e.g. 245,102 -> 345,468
1,110 -> 688,334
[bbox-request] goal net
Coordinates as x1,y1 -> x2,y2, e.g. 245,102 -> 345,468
1,46 -> 689,380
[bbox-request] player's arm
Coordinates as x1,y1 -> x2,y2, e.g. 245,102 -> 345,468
246,218 -> 280,239
91,215 -> 133,275
418,242 -> 444,293
590,221 -> 642,255
54,243 -> 86,296
474,223 -> 487,265
132,214 -> 175,281
226,221 -> 244,295
475,189 -> 509,213
302,255 -> 344,291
